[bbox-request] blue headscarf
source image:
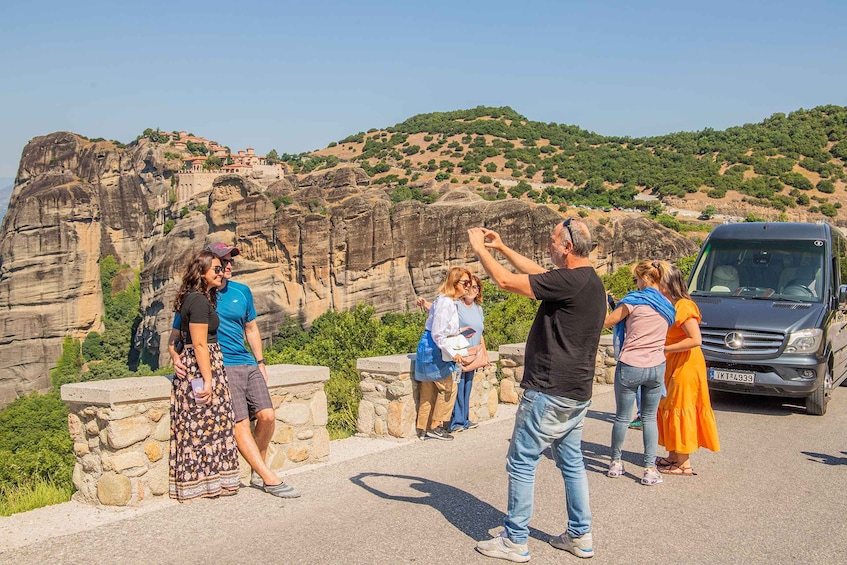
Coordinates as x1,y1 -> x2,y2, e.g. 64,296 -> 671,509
612,287 -> 676,360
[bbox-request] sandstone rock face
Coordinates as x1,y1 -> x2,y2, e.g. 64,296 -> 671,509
591,216 -> 700,273
134,174 -> 572,370
0,133 -> 169,405
0,132 -> 699,406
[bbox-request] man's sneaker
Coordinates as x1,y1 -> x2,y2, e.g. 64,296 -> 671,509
262,481 -> 301,498
628,417 -> 643,430
416,428 -> 427,441
550,532 -> 594,559
466,421 -> 480,429
641,468 -> 663,486
607,460 -> 625,478
476,530 -> 530,562
426,425 -> 454,441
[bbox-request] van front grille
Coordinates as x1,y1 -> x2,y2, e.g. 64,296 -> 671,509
701,328 -> 785,357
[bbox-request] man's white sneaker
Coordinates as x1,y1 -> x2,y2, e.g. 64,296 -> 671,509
550,531 -> 594,558
476,530 -> 531,562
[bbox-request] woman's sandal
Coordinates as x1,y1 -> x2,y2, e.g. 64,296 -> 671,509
656,457 -> 677,467
658,463 -> 697,476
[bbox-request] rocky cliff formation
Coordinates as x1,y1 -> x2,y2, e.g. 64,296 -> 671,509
0,133 -> 173,404
0,133 -> 698,406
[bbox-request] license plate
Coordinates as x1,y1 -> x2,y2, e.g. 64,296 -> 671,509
709,369 -> 755,384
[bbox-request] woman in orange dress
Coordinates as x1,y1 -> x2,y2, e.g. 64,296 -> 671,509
656,263 -> 720,475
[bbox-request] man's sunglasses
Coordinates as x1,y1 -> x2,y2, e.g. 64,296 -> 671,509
562,218 -> 574,242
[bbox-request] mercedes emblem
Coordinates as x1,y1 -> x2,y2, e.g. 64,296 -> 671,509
724,332 -> 744,350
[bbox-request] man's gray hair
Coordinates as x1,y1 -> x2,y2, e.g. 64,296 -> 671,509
562,219 -> 593,257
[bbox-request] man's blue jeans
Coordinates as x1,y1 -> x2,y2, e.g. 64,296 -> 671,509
610,361 -> 664,468
504,389 -> 592,544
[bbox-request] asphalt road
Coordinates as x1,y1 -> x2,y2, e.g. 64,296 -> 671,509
3,384 -> 846,564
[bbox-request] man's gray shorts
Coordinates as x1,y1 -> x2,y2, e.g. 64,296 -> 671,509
226,364 -> 273,422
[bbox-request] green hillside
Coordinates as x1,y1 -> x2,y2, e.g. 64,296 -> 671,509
302,105 -> 847,218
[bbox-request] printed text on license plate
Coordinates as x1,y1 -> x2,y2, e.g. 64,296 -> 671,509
709,369 -> 755,384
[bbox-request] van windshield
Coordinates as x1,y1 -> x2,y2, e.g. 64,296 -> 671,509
689,238 -> 826,302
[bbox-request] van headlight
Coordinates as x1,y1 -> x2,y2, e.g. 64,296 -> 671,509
785,329 -> 823,353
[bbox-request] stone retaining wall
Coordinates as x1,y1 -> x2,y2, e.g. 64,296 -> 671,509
61,364 -> 329,507
498,335 -> 615,402
356,336 -> 614,438
355,352 -> 500,438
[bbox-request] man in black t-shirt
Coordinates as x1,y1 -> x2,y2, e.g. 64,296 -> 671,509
470,219 -> 605,562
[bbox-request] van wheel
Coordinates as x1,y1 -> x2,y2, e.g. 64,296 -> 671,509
806,369 -> 832,416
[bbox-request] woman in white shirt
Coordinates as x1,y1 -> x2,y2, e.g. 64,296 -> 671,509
414,267 -> 472,441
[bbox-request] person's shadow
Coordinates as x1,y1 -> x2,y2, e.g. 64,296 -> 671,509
350,472 -> 552,542
801,450 -> 847,465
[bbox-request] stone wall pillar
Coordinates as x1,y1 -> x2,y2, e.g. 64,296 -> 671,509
61,363 -> 329,507
355,351 -> 499,438
595,334 -> 616,385
497,343 -> 524,404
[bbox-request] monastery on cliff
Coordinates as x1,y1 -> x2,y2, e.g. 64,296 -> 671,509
162,131 -> 287,202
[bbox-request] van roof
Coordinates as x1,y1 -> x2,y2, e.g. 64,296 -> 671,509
708,222 -> 829,241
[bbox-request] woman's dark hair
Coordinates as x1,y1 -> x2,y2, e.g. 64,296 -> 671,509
173,250 -> 219,312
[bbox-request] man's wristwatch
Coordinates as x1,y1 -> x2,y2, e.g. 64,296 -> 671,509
256,359 -> 266,365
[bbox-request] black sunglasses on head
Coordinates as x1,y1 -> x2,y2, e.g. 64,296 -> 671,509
562,218 -> 574,243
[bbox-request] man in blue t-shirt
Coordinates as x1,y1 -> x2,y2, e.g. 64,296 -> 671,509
169,242 -> 300,499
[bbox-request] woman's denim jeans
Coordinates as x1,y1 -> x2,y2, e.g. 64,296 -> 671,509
610,361 -> 665,468
504,389 -> 591,544
449,370 -> 475,430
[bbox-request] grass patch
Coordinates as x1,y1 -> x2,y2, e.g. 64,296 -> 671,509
0,478 -> 73,516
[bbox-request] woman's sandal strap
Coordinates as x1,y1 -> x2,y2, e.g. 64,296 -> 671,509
658,463 -> 697,475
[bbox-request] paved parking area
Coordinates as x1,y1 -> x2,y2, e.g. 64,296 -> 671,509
3,384 -> 846,564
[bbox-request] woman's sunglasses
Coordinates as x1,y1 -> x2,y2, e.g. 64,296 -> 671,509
213,266 -> 225,274
457,280 -> 471,287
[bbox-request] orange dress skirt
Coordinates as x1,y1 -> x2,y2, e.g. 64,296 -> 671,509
657,298 -> 721,454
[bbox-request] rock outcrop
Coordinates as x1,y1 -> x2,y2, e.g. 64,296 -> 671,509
0,133 -> 171,404
0,132 -> 699,406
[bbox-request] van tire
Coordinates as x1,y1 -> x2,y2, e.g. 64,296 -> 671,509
805,370 -> 831,416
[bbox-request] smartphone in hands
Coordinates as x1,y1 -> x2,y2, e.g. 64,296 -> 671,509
191,377 -> 209,404
607,294 -> 616,310
460,327 -> 477,339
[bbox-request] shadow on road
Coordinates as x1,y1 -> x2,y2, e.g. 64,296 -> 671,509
709,391 -> 804,416
801,451 -> 847,465
539,439 -> 643,483
350,472 -> 552,542
585,408 -> 615,424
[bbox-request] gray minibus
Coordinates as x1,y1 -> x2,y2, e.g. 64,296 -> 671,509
688,222 -> 847,415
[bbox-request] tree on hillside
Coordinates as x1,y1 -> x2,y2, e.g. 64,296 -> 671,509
203,155 -> 222,170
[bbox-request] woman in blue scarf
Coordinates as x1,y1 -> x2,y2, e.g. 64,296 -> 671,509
603,260 -> 676,486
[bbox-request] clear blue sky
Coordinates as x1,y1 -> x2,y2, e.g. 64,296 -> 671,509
1,0 -> 845,178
